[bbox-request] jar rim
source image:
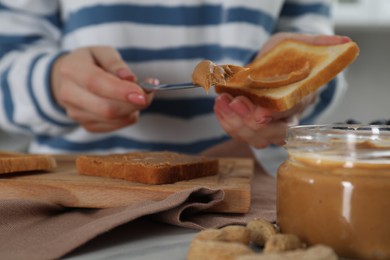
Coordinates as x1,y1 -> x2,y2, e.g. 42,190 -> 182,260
289,124 -> 390,133
287,124 -> 390,142
285,124 -> 390,164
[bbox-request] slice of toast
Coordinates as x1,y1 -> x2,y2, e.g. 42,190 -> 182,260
76,151 -> 219,185
0,151 -> 57,174
215,39 -> 359,111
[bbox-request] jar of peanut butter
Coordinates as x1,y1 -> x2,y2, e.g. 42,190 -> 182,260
277,124 -> 390,259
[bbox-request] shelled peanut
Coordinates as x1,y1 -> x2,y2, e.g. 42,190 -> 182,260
263,234 -> 302,253
187,218 -> 338,260
246,218 -> 278,247
194,225 -> 251,244
188,225 -> 254,260
188,239 -> 255,260
237,244 -> 338,260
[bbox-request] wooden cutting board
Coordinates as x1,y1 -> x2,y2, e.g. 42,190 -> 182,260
0,155 -> 253,213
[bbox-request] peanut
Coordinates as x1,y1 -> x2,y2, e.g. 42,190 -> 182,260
246,218 -> 278,246
236,245 -> 337,260
263,233 -> 302,253
187,239 -> 255,260
187,221 -> 336,260
220,225 -> 251,245
195,226 -> 251,245
194,229 -> 225,241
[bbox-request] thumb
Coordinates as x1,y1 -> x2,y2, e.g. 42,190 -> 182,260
90,46 -> 137,81
298,34 -> 352,46
256,33 -> 351,60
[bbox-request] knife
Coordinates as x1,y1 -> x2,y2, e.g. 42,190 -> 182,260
139,82 -> 199,92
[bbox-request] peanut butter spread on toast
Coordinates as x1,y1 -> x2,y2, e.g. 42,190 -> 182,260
192,51 -> 312,91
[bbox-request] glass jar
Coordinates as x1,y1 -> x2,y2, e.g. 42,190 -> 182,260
277,124 -> 390,259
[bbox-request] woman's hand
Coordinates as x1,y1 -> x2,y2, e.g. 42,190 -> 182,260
256,32 -> 351,59
215,93 -> 316,148
214,33 -> 351,148
51,46 -> 154,133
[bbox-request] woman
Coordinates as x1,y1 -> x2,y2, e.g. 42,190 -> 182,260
0,0 -> 348,166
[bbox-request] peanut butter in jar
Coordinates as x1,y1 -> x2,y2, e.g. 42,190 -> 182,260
277,124 -> 390,260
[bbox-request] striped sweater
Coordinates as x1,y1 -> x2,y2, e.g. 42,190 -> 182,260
0,0 -> 340,155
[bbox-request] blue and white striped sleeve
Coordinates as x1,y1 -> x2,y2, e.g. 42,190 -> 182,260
0,1 -> 76,137
276,0 -> 345,125
276,0 -> 333,35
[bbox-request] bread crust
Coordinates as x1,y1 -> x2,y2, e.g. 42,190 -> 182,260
0,151 -> 57,174
215,40 -> 360,111
76,151 -> 219,185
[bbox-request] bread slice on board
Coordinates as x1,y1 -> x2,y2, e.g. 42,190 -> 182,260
0,151 -> 57,174
215,39 -> 360,111
76,151 -> 219,185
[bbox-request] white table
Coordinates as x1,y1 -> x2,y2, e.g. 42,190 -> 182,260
65,218 -> 198,260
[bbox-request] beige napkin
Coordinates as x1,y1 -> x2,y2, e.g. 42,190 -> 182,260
0,140 -> 276,260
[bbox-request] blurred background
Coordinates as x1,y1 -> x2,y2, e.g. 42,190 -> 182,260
0,0 -> 389,151
330,0 -> 390,123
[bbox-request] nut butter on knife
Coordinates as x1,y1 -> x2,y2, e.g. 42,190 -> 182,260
139,60 -> 243,92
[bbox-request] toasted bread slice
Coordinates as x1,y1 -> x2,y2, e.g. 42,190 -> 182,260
215,39 -> 359,111
0,151 -> 57,174
76,151 -> 219,185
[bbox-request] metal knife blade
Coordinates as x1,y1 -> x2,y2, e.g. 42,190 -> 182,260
139,82 -> 199,92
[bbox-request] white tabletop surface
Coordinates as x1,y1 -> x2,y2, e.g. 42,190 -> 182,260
65,218 -> 199,260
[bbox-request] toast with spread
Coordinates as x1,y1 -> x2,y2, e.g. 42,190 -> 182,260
193,39 -> 359,111
0,151 -> 57,174
76,151 -> 219,184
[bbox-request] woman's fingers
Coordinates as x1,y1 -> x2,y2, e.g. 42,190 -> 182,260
58,48 -> 147,105
215,106 -> 287,148
66,105 -> 140,132
242,121 -> 288,148
51,46 -> 157,132
59,79 -> 145,120
90,46 -> 137,81
215,93 -> 247,130
215,93 -> 307,148
304,34 -> 351,45
257,33 -> 352,59
81,117 -> 139,132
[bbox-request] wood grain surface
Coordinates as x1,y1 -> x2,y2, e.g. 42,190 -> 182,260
0,155 -> 253,213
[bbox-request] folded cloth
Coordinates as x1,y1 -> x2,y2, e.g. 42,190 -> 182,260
153,167 -> 276,229
0,140 -> 276,260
